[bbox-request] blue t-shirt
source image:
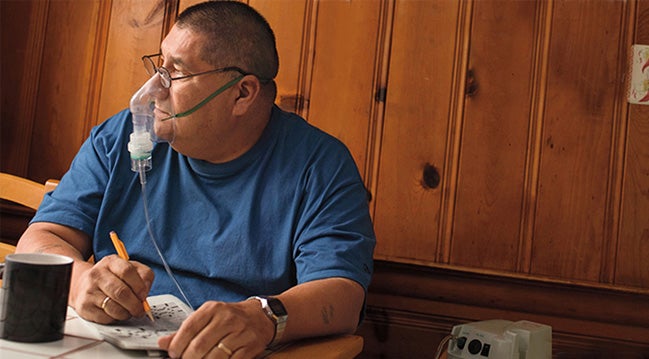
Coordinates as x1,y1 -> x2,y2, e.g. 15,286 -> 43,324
32,105 -> 375,309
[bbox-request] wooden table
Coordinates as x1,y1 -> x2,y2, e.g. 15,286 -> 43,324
0,307 -> 363,358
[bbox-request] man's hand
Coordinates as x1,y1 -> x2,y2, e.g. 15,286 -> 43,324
71,255 -> 154,324
16,223 -> 155,325
158,299 -> 274,359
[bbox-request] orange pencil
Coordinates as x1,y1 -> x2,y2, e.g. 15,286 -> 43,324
109,231 -> 155,322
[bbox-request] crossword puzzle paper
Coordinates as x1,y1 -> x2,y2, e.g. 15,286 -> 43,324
85,294 -> 193,350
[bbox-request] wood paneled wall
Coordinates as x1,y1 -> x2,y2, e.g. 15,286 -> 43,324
1,0 -> 648,357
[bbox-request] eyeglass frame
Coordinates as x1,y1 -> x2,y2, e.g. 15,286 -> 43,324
141,53 -> 268,88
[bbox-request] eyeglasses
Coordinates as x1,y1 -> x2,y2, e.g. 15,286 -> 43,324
142,53 -> 249,88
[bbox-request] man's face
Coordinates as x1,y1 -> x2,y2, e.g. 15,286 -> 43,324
153,25 -> 240,160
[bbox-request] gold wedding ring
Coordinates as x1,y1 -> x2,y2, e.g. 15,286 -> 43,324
216,342 -> 233,356
101,296 -> 111,311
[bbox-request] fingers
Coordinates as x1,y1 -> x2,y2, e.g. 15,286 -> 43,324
161,332 -> 240,359
98,256 -> 150,314
164,303 -> 217,358
205,340 -> 237,359
127,260 -> 155,299
158,332 -> 174,350
98,295 -> 131,322
132,261 -> 155,286
71,255 -> 153,323
160,301 -> 267,359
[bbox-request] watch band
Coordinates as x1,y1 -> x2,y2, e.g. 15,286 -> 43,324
248,296 -> 288,347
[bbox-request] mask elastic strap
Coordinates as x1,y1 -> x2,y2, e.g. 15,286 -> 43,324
160,75 -> 244,121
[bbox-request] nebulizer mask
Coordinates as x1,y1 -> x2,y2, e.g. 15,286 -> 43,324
127,73 -> 193,309
128,73 -> 176,178
127,69 -> 243,176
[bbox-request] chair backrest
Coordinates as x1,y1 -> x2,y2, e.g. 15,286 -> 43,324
1,173 -> 46,210
0,172 -> 59,210
0,172 -> 59,261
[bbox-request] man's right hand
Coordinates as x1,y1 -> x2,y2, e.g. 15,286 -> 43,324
16,223 -> 154,324
70,255 -> 154,324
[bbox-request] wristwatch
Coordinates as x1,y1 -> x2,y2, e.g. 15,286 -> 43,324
248,296 -> 288,347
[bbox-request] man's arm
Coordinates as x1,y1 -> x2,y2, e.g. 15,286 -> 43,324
17,222 -> 92,260
158,277 -> 364,358
276,277 -> 364,341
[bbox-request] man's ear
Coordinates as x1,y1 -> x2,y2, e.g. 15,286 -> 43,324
232,75 -> 261,116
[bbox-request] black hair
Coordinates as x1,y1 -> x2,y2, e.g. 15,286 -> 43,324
176,1 -> 279,82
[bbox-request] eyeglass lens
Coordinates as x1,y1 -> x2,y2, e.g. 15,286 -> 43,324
143,56 -> 158,76
143,55 -> 172,88
153,67 -> 171,88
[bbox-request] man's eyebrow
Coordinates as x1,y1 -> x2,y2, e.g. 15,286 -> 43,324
161,52 -> 188,69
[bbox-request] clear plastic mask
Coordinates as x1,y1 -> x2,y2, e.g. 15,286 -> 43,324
128,73 -> 176,172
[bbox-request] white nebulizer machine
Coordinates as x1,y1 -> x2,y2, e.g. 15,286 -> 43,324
441,319 -> 552,359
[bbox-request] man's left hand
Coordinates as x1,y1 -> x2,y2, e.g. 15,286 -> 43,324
158,300 -> 274,358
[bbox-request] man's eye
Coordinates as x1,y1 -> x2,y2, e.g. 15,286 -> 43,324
169,68 -> 187,77
160,62 -> 184,77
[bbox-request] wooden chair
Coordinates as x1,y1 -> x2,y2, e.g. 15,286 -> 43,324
0,172 -> 59,261
0,172 -> 364,357
0,172 -> 59,211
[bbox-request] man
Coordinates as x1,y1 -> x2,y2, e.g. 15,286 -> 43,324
16,1 -> 375,358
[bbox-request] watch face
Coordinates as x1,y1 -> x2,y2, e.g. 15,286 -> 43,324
267,297 -> 287,316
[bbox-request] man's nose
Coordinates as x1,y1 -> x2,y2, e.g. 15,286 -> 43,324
149,74 -> 170,100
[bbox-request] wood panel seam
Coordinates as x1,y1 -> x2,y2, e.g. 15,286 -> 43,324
82,0 -> 112,139
518,0 -> 554,274
19,1 -> 50,177
366,0 -> 395,212
599,0 -> 635,286
439,0 -> 472,264
295,0 -> 318,118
